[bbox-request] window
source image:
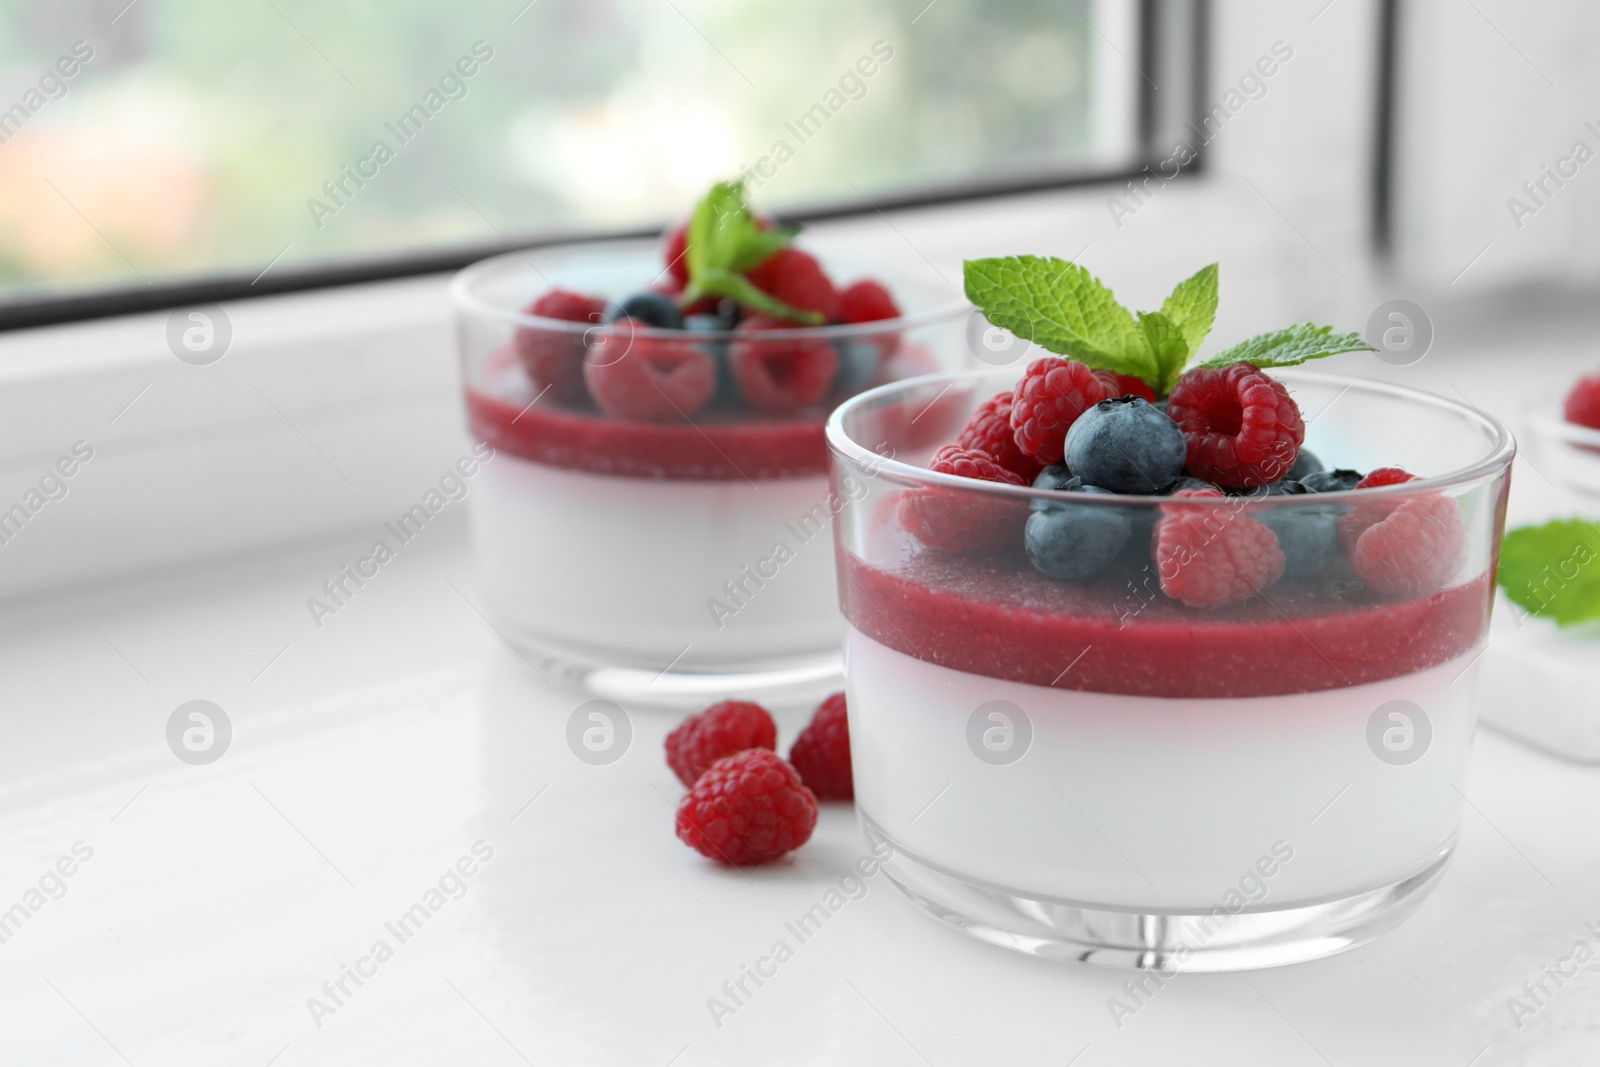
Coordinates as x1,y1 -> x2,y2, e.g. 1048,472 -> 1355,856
0,0 -> 1200,324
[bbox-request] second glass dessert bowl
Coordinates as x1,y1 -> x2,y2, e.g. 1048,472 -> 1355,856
827,367 -> 1514,970
451,239 -> 966,705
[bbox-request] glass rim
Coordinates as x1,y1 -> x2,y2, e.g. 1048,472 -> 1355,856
448,238 -> 971,341
826,367 -> 1518,506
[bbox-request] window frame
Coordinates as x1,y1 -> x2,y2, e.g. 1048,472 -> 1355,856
0,0 -> 1210,333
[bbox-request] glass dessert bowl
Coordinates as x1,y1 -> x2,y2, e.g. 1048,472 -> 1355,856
827,367 -> 1515,971
450,238 -> 965,705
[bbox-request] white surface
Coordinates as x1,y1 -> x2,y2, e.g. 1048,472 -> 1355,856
0,517 -> 1597,1067
845,626 -> 1477,908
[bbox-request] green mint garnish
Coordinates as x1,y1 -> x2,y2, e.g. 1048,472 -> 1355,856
1186,323 -> 1374,374
1137,310 -> 1189,398
962,256 -> 1371,397
680,180 -> 821,325
1157,263 -> 1218,391
962,256 -> 1154,382
1496,518 -> 1600,626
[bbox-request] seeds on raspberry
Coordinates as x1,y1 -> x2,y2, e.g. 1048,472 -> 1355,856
665,700 -> 778,788
675,749 -> 818,866
1153,487 -> 1285,606
956,391 -> 1043,481
789,692 -> 853,801
1009,358 -> 1119,464
898,445 -> 1027,553
1167,363 -> 1305,488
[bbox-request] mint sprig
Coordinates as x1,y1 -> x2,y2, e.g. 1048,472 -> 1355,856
962,256 -> 1154,380
962,257 -> 1370,396
1497,518 -> 1600,626
680,180 -> 821,324
1186,323 -> 1374,373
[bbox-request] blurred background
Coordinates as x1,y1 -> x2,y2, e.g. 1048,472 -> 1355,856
0,0 -> 1124,303
1,0 -> 1594,314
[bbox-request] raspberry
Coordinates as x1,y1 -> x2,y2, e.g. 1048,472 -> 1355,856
1352,467 -> 1415,489
663,222 -> 691,287
1565,373 -> 1600,430
1108,373 -> 1157,403
1337,468 -> 1466,594
837,278 -> 903,362
956,391 -> 1044,481
584,320 -> 716,422
898,445 -> 1027,553
789,692 -> 852,800
675,749 -> 818,866
1153,487 -> 1285,606
836,279 -> 899,323
747,248 -> 839,321
665,700 -> 777,788
728,315 -> 839,411
1009,358 -> 1119,464
1167,364 -> 1305,488
514,289 -> 607,405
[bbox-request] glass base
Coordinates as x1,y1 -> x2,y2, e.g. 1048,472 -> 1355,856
494,626 -> 843,710
862,815 -> 1454,972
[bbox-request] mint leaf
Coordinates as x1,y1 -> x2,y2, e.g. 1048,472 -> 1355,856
1188,323 -> 1374,372
963,256 -> 1155,381
682,181 -> 819,324
1498,519 -> 1600,626
1159,264 -> 1218,387
695,267 -> 819,322
1138,311 -> 1188,394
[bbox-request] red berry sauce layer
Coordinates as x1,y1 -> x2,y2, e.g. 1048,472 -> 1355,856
467,343 -> 937,481
840,505 -> 1490,700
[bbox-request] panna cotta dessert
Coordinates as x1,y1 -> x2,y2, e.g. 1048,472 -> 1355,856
450,181 -> 964,700
827,257 -> 1515,970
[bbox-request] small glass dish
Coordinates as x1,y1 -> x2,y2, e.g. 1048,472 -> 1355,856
1476,403 -> 1600,759
827,368 -> 1515,970
450,239 -> 966,707
1523,407 -> 1600,499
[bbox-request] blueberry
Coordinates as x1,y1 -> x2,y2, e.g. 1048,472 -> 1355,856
1301,469 -> 1363,493
1063,397 -> 1187,494
603,291 -> 683,329
715,298 -> 743,330
1032,463 -> 1076,493
1166,475 -> 1221,495
683,314 -> 724,334
1259,505 -> 1339,579
832,339 -> 879,395
1288,449 -> 1325,481
1025,484 -> 1131,581
686,314 -> 738,406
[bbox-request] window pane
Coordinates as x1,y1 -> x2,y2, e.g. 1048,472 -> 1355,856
0,0 -> 1137,301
